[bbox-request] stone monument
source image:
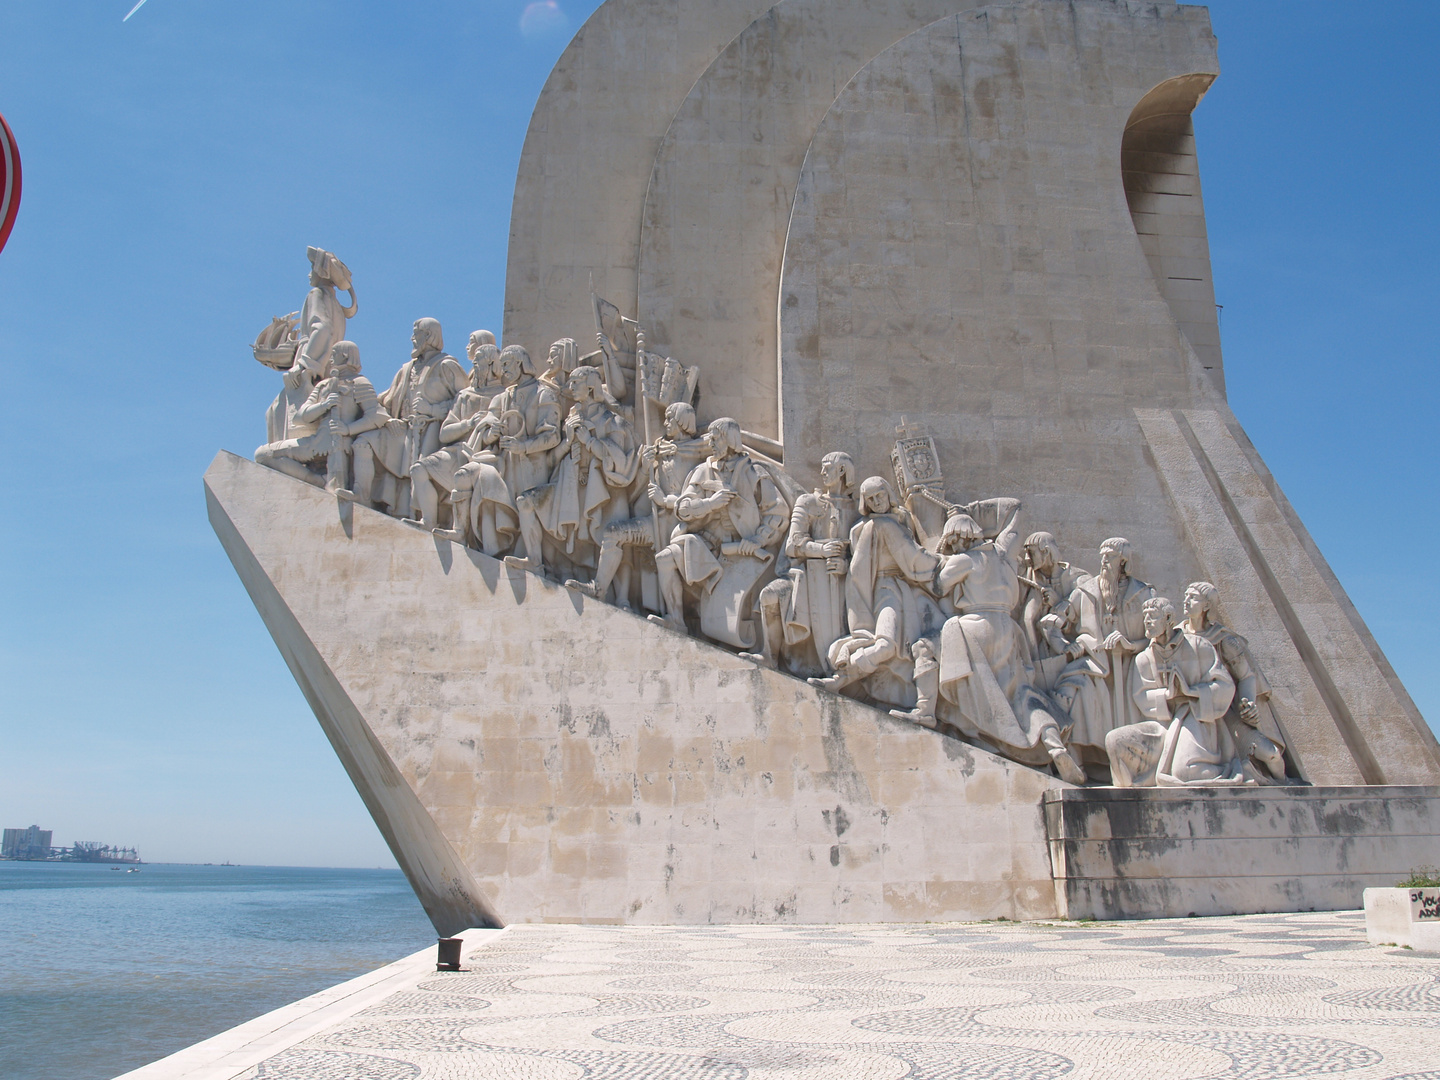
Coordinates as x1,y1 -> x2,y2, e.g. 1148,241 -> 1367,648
210,0 -> 1440,933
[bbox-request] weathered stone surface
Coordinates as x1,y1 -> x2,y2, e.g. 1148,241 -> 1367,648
207,452 -> 1067,924
778,2 -> 1437,785
637,0 -> 995,437
1046,786 -> 1440,919
503,0 -> 775,365
1365,887 -> 1440,951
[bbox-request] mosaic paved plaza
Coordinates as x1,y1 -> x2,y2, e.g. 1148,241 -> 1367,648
239,911 -> 1440,1080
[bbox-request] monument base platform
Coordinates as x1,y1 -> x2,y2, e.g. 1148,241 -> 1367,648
1045,786 -> 1440,920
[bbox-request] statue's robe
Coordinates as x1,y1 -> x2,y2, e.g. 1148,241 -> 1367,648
527,402 -> 639,553
1198,622 -> 1290,781
1131,630 -> 1240,786
358,350 -> 467,513
934,540 -> 1060,767
827,512 -> 942,707
1052,574 -> 1156,762
665,453 -> 786,590
777,492 -> 859,669
463,377 -> 562,553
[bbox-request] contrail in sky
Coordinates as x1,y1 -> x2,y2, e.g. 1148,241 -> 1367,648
123,0 -> 151,21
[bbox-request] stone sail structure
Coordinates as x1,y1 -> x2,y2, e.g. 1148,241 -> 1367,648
216,0 -> 1439,928
505,0 -> 1436,790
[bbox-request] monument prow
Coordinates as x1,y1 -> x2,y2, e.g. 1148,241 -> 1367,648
215,0 -> 1439,931
207,451 -> 1069,925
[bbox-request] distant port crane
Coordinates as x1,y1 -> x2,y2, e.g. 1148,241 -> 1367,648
2,826 -> 141,863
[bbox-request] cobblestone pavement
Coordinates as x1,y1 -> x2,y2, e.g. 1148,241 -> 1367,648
238,911 -> 1440,1080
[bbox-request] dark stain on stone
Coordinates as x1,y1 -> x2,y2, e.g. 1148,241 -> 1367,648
817,695 -> 873,804
830,845 -> 841,867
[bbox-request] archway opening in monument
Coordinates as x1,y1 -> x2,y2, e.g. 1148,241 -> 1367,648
1122,72 -> 1225,395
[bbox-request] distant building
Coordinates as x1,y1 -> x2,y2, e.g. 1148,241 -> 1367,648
2,825 -> 53,860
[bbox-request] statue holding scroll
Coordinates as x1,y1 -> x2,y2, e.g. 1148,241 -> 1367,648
351,318 -> 466,519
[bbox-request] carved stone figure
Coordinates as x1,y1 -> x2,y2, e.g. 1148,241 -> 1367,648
1042,537 -> 1156,775
1184,581 -> 1291,782
539,337 -> 581,414
890,508 -> 1086,785
254,247 -> 356,454
745,452 -> 859,675
809,476 -> 942,707
444,345 -> 562,558
651,417 -> 787,647
506,366 -> 639,574
351,319 -> 466,518
566,401 -> 707,607
1018,531 -> 1087,670
409,343 -> 504,530
466,330 -> 504,398
256,341 -> 385,493
1105,596 -> 1242,787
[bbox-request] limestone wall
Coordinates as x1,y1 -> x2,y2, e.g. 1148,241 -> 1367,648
1046,786 -> 1440,919
776,3 -> 1438,786
207,452 -> 1067,925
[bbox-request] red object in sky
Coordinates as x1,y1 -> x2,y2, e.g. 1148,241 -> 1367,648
0,109 -> 21,254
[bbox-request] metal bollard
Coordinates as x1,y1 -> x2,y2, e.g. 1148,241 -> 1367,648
436,937 -> 463,971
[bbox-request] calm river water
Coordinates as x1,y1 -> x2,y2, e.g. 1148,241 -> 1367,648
0,861 -> 433,1080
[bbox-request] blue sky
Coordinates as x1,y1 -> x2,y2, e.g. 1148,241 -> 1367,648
0,1 -> 1435,867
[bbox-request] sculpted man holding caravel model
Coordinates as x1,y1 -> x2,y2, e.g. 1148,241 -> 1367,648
249,248 -> 1299,790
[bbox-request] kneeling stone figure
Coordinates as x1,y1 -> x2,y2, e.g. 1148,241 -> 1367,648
1106,596 -> 1245,787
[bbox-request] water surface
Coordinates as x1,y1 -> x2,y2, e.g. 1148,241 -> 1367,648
0,861 -> 433,1080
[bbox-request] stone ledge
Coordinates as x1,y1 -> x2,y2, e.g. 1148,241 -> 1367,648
1048,785 -> 1440,919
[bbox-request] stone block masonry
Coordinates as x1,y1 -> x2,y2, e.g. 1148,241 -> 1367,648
207,452 -> 1069,926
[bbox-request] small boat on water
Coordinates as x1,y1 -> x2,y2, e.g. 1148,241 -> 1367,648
126,868 -> 140,873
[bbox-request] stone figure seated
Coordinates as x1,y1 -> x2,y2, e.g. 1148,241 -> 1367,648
409,342 -> 503,532
744,451 -> 859,676
1183,581 -> 1292,783
1105,596 -> 1247,787
649,417 -> 787,649
566,401 -> 708,609
1040,537 -> 1155,778
505,365 -> 639,577
350,318 -> 467,519
890,507 -> 1086,785
808,476 -> 943,708
256,341 -> 385,493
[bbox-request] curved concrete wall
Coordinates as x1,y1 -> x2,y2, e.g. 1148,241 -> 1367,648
636,0 -> 996,436
503,0 -> 775,361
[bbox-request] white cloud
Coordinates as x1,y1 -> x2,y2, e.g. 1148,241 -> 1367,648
519,1 -> 570,41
